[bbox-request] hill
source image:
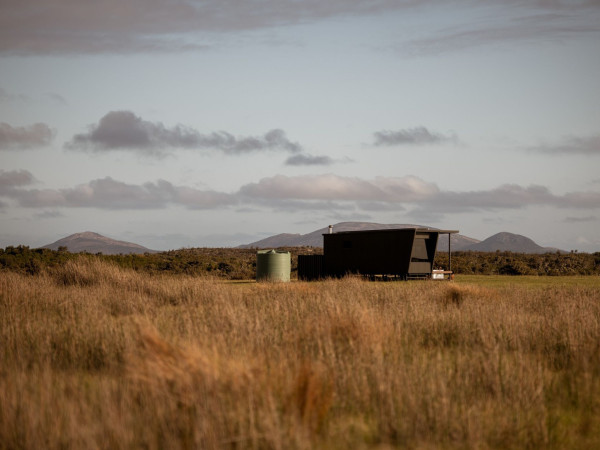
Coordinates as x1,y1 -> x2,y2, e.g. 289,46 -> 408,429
240,222 -> 480,251
42,231 -> 157,255
464,232 -> 559,254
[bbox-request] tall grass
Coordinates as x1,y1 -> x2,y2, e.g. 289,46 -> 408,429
1,257 -> 599,449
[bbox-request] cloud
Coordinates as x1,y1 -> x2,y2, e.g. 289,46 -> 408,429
2,175 -> 236,210
3,171 -> 600,214
564,215 -> 597,223
329,212 -> 373,221
0,87 -> 29,103
0,170 -> 36,190
373,126 -> 457,146
430,184 -> 556,212
425,184 -> 600,212
239,174 -> 440,202
239,173 -> 600,211
34,210 -> 65,219
45,93 -> 68,106
66,111 -> 301,156
529,134 -> 600,155
0,88 -> 66,106
0,122 -> 54,150
356,201 -> 406,212
285,154 -> 335,166
0,0 -> 411,54
3,1 -> 598,55
249,198 -> 357,212
404,8 -> 600,56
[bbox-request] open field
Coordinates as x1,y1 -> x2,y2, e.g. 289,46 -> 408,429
1,258 -> 599,449
454,274 -> 600,289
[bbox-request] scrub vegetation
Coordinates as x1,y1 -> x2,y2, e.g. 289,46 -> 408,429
1,258 -> 599,449
1,245 -> 599,278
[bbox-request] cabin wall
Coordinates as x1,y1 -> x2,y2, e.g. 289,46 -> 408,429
323,229 -> 417,277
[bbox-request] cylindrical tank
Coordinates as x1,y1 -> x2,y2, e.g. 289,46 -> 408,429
256,250 -> 291,282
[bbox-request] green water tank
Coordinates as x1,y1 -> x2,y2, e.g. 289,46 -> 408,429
256,250 -> 291,282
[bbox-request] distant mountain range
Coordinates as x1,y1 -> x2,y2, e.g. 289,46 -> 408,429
42,232 -> 157,255
40,224 -> 561,255
468,232 -> 561,254
240,222 -> 561,254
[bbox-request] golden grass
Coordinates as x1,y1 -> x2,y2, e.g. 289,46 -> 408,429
1,258 -> 599,449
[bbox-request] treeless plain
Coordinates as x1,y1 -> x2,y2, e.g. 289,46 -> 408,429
1,258 -> 599,448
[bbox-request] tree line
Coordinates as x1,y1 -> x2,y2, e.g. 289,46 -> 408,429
1,245 -> 598,278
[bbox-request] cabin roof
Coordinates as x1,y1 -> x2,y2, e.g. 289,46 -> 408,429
323,227 -> 459,236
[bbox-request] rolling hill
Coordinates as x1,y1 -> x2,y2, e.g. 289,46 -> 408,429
464,232 -> 560,254
42,232 -> 157,255
240,222 -> 480,251
240,223 -> 560,253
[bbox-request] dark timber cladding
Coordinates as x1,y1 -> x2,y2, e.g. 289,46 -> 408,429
323,228 -> 458,278
298,254 -> 325,281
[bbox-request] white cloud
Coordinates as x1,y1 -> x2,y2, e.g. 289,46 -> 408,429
240,174 -> 391,201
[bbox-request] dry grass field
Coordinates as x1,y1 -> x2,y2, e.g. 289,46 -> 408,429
1,258 -> 599,449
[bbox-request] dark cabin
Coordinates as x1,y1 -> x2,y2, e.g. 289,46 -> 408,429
298,228 -> 458,280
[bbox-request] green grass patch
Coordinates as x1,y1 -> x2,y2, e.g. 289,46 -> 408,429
455,275 -> 600,289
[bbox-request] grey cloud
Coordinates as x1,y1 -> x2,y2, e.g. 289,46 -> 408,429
356,201 -> 406,212
249,198 -> 357,212
45,93 -> 68,106
285,154 -> 335,166
0,87 -> 29,103
0,88 -> 65,105
3,1 -> 598,55
373,127 -> 457,146
66,111 -> 301,156
564,215 -> 597,223
3,171 -> 600,214
34,210 -> 65,219
239,174 -> 600,211
405,209 -> 445,224
0,122 -> 54,150
329,212 -> 373,221
560,191 -> 600,209
0,0 -> 411,54
0,170 -> 36,190
405,10 -> 600,56
429,184 -> 556,212
529,134 -> 600,155
3,176 -> 236,210
420,185 -> 600,211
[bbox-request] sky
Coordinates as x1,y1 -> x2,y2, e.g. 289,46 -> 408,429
1,0 -> 599,252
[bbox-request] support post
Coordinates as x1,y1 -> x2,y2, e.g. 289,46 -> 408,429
448,233 -> 452,273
